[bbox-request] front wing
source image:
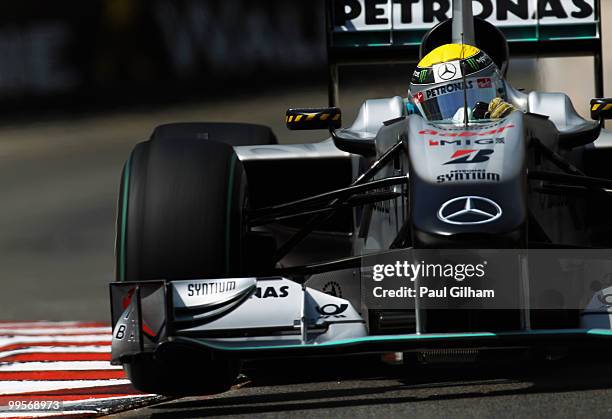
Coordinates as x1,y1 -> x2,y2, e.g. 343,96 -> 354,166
110,277 -> 612,364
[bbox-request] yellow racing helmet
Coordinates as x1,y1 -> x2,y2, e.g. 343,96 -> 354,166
409,44 -> 508,122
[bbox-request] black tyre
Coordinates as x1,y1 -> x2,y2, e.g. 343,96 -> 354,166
151,122 -> 277,146
117,137 -> 246,282
124,351 -> 240,396
116,136 -> 246,395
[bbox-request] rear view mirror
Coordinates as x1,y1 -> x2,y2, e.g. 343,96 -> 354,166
591,98 -> 612,121
286,107 -> 341,130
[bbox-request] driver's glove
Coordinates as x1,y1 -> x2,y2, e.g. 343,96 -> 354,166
488,97 -> 517,119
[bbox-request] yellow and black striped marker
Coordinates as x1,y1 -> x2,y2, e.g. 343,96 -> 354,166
591,98 -> 612,121
286,107 -> 341,130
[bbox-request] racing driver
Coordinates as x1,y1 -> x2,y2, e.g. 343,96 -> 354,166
407,43 -> 516,123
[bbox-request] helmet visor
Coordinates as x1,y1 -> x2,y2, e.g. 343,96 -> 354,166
410,70 -> 507,122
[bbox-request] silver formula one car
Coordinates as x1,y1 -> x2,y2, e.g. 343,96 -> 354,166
110,0 -> 612,395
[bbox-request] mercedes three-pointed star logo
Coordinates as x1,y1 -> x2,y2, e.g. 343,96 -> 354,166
437,196 -> 502,225
437,62 -> 458,81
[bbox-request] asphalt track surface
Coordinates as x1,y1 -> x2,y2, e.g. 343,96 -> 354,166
2,79 -> 612,417
116,356 -> 612,418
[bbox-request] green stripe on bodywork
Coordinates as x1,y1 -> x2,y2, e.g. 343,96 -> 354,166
184,329 -> 612,352
118,154 -> 132,282
225,153 -> 237,275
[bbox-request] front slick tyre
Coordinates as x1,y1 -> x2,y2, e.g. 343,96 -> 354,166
117,138 -> 246,395
124,352 -> 240,396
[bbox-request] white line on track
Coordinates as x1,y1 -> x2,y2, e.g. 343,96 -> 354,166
0,346 -> 109,358
0,361 -> 121,372
61,394 -> 157,406
0,336 -> 111,348
0,328 -> 110,336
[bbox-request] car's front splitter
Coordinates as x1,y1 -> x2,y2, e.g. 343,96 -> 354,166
158,328 -> 612,359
